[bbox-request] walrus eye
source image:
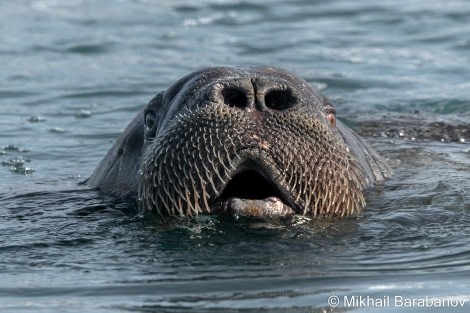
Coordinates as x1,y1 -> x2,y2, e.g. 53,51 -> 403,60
144,111 -> 158,138
327,109 -> 336,128
145,111 -> 156,129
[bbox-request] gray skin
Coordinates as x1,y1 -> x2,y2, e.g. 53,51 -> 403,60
86,67 -> 391,219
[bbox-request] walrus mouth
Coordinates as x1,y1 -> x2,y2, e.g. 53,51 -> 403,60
212,162 -> 297,218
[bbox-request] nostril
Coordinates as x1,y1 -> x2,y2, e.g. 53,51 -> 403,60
222,88 -> 248,108
265,89 -> 295,111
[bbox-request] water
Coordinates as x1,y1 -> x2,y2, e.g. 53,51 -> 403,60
1,0 -> 469,312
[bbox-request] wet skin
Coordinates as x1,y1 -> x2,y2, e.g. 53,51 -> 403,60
86,67 -> 391,218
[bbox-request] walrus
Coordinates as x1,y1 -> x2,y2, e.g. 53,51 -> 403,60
86,67 -> 391,218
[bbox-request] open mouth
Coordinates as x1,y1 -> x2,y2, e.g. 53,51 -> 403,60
213,165 -> 297,218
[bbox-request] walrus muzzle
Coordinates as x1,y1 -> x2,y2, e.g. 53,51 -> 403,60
87,67 -> 391,218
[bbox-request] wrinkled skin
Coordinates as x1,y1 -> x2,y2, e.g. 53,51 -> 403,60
86,67 -> 391,218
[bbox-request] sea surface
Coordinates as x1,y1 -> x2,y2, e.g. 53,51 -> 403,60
1,0 -> 469,312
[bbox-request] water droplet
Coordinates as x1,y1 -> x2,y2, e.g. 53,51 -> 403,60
75,110 -> 92,119
48,127 -> 66,133
28,115 -> 46,123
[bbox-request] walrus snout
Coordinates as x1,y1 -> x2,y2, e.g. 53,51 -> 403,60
138,68 -> 369,217
87,66 -> 392,219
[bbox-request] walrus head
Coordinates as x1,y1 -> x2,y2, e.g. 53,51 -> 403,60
87,67 -> 391,218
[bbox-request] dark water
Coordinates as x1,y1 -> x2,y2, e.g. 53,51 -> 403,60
1,0 -> 469,312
